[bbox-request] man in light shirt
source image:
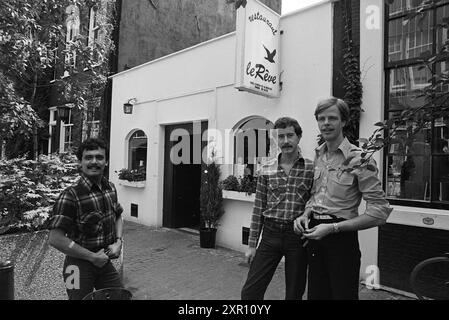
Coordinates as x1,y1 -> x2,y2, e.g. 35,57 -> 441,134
294,97 -> 393,300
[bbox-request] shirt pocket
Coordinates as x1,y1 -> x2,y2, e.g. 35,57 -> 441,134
79,211 -> 104,237
267,182 -> 282,203
296,183 -> 310,203
329,171 -> 354,199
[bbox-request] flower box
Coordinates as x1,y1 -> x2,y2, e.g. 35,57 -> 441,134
118,180 -> 146,188
222,190 -> 255,202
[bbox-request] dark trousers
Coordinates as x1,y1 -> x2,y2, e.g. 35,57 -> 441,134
63,256 -> 123,300
241,224 -> 307,300
307,218 -> 361,300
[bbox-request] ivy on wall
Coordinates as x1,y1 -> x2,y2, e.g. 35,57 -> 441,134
318,0 -> 363,146
341,0 -> 363,146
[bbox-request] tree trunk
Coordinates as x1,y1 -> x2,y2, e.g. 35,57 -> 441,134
31,73 -> 38,160
0,140 -> 5,159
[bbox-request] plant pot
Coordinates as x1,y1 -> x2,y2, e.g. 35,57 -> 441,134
199,228 -> 217,248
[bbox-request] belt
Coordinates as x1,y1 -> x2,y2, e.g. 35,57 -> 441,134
311,212 -> 339,220
263,218 -> 294,231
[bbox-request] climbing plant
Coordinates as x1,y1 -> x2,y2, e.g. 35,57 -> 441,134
341,0 -> 363,145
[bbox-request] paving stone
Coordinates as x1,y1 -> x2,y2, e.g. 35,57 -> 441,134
122,220 -> 413,300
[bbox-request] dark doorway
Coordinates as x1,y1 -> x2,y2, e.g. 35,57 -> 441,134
163,121 -> 207,229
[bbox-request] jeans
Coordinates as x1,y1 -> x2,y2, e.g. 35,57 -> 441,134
62,255 -> 123,300
306,218 -> 361,300
241,223 -> 307,300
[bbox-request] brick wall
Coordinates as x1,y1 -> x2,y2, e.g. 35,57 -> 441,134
378,223 -> 449,292
118,0 -> 281,71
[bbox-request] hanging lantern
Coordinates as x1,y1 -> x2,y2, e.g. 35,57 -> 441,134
57,106 -> 70,122
123,102 -> 133,114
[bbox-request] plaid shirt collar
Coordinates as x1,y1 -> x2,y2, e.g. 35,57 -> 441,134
78,174 -> 111,192
275,150 -> 305,166
315,137 -> 354,160
261,151 -> 305,175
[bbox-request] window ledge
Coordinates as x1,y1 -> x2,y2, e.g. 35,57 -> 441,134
222,190 -> 255,202
387,205 -> 449,230
118,180 -> 146,188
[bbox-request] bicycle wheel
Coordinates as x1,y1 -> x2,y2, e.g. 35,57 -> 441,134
410,256 -> 449,300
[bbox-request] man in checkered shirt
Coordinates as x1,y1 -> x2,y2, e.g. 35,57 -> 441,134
48,138 -> 125,300
241,117 -> 314,300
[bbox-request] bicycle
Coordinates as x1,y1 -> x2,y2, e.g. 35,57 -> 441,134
410,253 -> 449,300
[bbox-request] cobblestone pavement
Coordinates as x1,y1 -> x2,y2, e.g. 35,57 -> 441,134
122,220 -> 413,300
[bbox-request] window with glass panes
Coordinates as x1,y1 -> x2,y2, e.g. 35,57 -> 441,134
233,117 -> 274,177
385,0 -> 449,207
128,130 -> 147,170
88,6 -> 100,64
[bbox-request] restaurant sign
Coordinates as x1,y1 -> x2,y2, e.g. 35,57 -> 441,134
235,0 -> 281,98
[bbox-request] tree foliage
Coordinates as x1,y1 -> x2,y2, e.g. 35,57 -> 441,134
0,0 -> 116,158
200,161 -> 224,229
348,1 -> 449,171
0,152 -> 79,235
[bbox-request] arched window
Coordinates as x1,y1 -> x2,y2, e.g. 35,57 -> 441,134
233,117 -> 274,176
128,130 -> 148,170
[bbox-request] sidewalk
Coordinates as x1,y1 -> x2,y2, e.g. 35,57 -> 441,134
122,220 -> 413,300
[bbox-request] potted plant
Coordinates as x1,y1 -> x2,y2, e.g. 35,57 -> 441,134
221,175 -> 240,191
199,160 -> 224,248
239,174 -> 257,195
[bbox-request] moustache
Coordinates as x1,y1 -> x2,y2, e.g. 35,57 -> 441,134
281,144 -> 292,149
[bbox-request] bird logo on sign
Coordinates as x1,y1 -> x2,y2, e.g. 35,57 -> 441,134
263,45 -> 276,63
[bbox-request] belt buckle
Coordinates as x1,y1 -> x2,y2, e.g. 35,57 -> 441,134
313,213 -> 333,220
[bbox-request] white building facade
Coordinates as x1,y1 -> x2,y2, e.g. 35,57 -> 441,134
110,0 -> 449,294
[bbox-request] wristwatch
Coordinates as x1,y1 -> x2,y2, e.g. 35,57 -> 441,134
116,237 -> 123,243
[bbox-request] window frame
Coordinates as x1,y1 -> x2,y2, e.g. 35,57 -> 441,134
384,1 -> 449,209
87,5 -> 101,67
64,4 -> 80,76
128,130 -> 148,171
232,117 -> 274,177
61,107 -> 74,152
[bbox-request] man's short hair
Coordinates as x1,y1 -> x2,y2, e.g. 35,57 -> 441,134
76,138 -> 108,161
273,117 -> 303,137
314,97 -> 350,123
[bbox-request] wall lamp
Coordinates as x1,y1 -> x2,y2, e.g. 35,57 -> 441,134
123,98 -> 137,114
57,105 -> 70,121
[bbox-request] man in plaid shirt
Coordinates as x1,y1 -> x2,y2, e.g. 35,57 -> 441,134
241,117 -> 314,300
48,138 -> 124,300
